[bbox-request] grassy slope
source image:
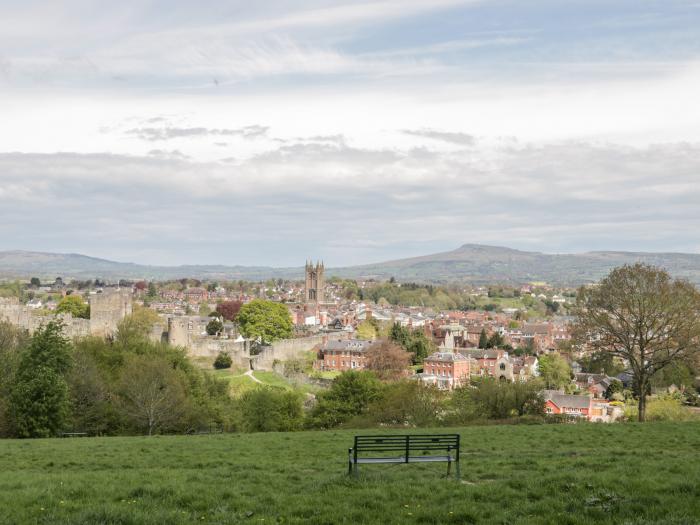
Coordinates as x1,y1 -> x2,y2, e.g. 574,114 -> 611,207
0,422 -> 699,525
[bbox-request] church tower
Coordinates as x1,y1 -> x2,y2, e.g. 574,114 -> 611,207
304,260 -> 325,303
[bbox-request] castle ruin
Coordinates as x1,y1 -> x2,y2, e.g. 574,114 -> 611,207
0,289 -> 132,339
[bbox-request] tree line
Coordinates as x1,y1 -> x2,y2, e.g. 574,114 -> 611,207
0,313 -> 235,438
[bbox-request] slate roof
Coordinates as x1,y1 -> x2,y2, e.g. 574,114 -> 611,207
323,339 -> 372,352
425,351 -> 469,362
543,390 -> 592,409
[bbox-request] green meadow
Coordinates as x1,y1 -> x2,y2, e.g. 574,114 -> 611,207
1,422 -> 699,525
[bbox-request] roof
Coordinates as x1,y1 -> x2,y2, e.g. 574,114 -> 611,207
543,390 -> 592,409
425,351 -> 469,363
461,349 -> 501,360
323,339 -> 372,352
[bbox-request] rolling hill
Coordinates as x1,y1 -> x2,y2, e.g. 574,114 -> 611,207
1,244 -> 700,285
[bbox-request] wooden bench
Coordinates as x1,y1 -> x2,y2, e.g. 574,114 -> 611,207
60,432 -> 87,438
348,434 -> 460,479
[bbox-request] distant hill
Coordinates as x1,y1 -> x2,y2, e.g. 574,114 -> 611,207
0,251 -> 297,282
1,245 -> 700,285
331,244 -> 700,285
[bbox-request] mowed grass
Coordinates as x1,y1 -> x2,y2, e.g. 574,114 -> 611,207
1,423 -> 699,525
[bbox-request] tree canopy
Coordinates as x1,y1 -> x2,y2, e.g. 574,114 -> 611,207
237,300 -> 293,345
56,295 -> 90,319
574,263 -> 700,421
10,321 -> 73,437
537,353 -> 572,390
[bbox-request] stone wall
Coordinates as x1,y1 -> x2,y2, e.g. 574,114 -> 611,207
186,338 -> 251,368
252,334 -> 326,371
0,298 -> 90,338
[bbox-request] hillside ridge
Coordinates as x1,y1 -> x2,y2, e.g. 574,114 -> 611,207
1,244 -> 700,285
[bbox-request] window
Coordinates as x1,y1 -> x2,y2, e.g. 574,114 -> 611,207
499,363 -> 506,371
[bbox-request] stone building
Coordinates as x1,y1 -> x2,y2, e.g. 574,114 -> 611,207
304,260 -> 325,303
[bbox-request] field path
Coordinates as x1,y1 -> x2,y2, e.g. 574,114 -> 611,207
244,370 -> 263,384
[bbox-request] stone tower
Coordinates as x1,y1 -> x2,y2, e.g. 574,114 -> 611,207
89,289 -> 133,337
304,260 -> 325,303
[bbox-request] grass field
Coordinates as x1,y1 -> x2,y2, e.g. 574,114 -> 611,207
1,422 -> 699,524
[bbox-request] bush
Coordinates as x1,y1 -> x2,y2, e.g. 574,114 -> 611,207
308,371 -> 383,429
360,381 -> 446,427
206,319 -> 223,336
624,395 -> 698,422
213,352 -> 232,370
449,378 -> 545,423
238,387 -> 303,432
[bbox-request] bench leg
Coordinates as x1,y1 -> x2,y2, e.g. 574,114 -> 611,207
456,460 -> 461,481
446,459 -> 452,477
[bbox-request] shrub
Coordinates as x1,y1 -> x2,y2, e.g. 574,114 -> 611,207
360,381 -> 446,427
213,352 -> 232,370
624,395 -> 698,422
238,387 -> 303,432
308,371 -> 383,429
206,319 -> 223,336
449,378 -> 545,423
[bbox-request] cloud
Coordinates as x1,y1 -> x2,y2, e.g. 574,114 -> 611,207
127,125 -> 269,141
401,128 -> 476,146
1,140 -> 699,265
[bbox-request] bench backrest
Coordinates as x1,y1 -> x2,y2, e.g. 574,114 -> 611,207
353,434 -> 459,456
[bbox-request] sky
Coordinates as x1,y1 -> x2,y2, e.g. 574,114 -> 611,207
1,0 -> 700,267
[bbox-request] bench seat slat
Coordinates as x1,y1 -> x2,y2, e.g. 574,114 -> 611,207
407,455 -> 452,463
356,457 -> 406,464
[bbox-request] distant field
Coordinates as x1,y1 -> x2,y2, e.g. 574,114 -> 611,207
1,422 -> 699,524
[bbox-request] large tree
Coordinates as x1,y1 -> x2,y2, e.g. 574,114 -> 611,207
9,321 -> 73,437
116,355 -> 187,435
237,300 -> 293,345
537,353 -> 572,390
365,340 -> 412,381
574,264 -> 700,421
216,300 -> 243,322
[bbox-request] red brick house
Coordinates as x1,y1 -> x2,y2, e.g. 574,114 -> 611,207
183,287 -> 209,304
314,339 -> 372,371
419,351 -> 471,390
543,390 -> 592,418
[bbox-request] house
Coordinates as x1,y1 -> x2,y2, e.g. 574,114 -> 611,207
462,349 -> 512,380
313,339 -> 372,371
574,373 -> 613,397
544,390 -> 623,422
183,287 -> 209,304
543,390 -> 592,418
418,351 -> 471,390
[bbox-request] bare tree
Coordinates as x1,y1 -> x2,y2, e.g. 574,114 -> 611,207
574,264 -> 700,421
117,355 -> 187,435
365,340 -> 412,381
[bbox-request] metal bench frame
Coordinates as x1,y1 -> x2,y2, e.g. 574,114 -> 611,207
348,434 -> 460,479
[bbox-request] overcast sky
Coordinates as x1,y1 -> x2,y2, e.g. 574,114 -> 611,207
1,0 -> 699,267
